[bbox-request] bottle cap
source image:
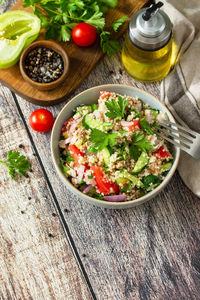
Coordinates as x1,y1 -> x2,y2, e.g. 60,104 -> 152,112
129,2 -> 172,51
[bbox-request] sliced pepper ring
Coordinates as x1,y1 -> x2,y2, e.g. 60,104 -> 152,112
0,10 -> 40,68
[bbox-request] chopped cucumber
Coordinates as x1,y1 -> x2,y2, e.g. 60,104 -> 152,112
100,147 -> 110,166
132,152 -> 149,174
116,177 -> 129,185
74,105 -> 92,119
160,162 -> 172,173
83,114 -> 112,131
120,170 -> 144,188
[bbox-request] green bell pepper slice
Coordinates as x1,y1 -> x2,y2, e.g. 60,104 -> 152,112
0,10 -> 40,68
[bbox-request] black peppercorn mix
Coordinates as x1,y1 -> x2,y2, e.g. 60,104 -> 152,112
24,47 -> 64,83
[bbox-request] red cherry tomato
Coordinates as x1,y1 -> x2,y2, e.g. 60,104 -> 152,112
92,166 -> 119,195
154,145 -> 171,158
29,109 -> 54,132
72,23 -> 97,47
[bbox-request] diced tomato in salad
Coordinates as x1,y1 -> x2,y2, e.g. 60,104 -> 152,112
91,166 -> 119,195
154,145 -> 171,158
68,144 -> 89,171
68,144 -> 84,163
126,119 -> 141,131
100,91 -> 111,99
62,117 -> 74,132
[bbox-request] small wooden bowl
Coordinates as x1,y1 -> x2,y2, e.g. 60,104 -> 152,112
19,40 -> 69,91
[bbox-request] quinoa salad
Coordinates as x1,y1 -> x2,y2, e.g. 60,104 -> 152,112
59,91 -> 173,202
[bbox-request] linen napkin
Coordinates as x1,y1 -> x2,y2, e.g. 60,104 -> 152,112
158,1 -> 200,197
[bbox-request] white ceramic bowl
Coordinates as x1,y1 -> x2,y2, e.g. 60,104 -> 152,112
51,84 -> 180,209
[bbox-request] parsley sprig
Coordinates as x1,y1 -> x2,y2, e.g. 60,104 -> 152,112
0,150 -> 30,179
23,0 -> 128,56
105,95 -> 128,119
88,128 -> 117,152
130,133 -> 152,161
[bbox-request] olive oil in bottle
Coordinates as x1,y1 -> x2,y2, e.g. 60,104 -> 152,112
121,2 -> 173,82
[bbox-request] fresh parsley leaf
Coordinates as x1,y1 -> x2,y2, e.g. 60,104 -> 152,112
129,144 -> 141,161
120,182 -> 131,192
101,0 -> 118,8
86,11 -> 105,29
111,15 -> 128,32
59,25 -> 71,42
88,129 -> 117,152
142,175 -> 161,191
139,118 -> 153,134
100,31 -> 120,57
0,150 -> 30,179
132,132 -> 153,152
105,95 -> 128,119
133,109 -> 141,119
23,0 -> 122,56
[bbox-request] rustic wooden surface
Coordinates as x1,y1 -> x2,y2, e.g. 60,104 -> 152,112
1,1 -> 200,300
0,0 -> 150,106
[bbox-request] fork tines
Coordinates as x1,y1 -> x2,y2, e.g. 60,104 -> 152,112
156,121 -> 196,152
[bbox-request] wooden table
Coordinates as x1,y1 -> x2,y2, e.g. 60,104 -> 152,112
1,1 -> 200,300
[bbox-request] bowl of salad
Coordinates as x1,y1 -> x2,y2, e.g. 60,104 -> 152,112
51,85 -> 180,209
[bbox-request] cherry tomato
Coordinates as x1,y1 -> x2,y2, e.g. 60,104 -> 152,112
154,145 -> 171,158
92,166 -> 119,195
29,109 -> 54,132
72,23 -> 97,47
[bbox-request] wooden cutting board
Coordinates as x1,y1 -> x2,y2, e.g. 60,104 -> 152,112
0,0 -> 150,106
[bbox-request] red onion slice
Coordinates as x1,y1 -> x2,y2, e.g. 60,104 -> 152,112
65,137 -> 72,144
82,184 -> 93,194
104,194 -> 127,202
70,168 -> 76,178
77,165 -> 85,183
146,112 -> 153,124
68,117 -> 83,134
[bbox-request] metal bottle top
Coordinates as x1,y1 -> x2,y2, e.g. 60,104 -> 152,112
128,2 -> 173,51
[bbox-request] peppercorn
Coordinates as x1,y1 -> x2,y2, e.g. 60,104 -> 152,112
24,47 -> 64,83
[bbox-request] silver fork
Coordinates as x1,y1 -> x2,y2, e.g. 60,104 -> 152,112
156,121 -> 200,159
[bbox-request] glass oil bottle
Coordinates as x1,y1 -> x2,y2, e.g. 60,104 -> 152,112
121,2 -> 174,82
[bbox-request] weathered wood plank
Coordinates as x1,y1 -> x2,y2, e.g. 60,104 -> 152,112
14,51 -> 200,300
0,86 -> 92,299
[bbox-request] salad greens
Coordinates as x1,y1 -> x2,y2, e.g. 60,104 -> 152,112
88,128 -> 117,152
105,95 -> 128,119
0,150 -> 30,179
23,0 -> 128,56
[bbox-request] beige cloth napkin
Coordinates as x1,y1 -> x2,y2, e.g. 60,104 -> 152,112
158,1 -> 200,197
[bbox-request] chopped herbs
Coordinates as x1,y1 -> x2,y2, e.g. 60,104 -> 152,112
139,118 -> 153,134
112,16 -> 128,32
105,95 -> 128,119
131,133 -> 152,153
88,128 -> 117,152
0,150 -> 30,179
23,0 -> 128,56
142,175 -> 161,191
120,182 -> 131,192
